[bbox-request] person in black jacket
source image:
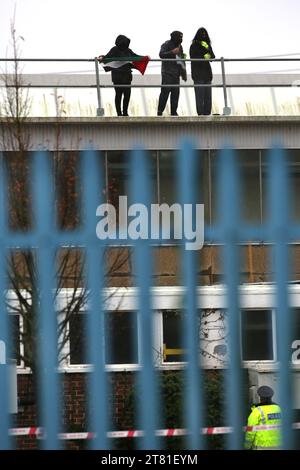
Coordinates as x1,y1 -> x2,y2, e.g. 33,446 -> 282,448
157,31 -> 187,116
189,28 -> 215,115
98,35 -> 138,116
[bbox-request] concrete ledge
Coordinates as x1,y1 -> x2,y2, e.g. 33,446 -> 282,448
1,115 -> 300,124
1,116 -> 300,150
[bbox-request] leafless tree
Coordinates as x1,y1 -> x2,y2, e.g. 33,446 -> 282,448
0,22 -> 130,378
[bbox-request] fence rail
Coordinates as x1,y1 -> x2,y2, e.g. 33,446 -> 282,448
0,142 -> 298,449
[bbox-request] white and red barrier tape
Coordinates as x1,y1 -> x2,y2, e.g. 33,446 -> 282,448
8,423 -> 300,440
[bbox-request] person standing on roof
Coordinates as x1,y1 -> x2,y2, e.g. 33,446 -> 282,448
189,27 -> 215,115
157,31 -> 187,116
244,385 -> 282,450
98,35 -> 149,116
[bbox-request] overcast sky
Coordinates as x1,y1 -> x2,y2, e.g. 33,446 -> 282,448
1,0 -> 300,74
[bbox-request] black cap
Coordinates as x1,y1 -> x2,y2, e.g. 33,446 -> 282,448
257,385 -> 274,398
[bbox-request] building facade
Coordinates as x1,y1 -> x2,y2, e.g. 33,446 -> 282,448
1,115 -> 300,448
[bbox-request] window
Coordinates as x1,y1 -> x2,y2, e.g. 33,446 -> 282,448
55,150 -> 81,229
162,310 -> 186,362
105,311 -> 138,365
159,150 -> 209,222
107,151 -> 157,210
211,149 -> 262,225
10,314 -> 21,366
261,149 -> 300,225
238,150 -> 261,223
287,150 -> 300,223
69,312 -> 87,365
292,308 -> 300,343
12,287 -> 300,372
241,309 -> 274,361
159,151 -> 177,206
68,310 -> 139,366
107,151 -> 131,208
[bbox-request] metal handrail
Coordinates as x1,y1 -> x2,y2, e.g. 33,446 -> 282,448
1,57 -> 300,61
1,57 -> 300,116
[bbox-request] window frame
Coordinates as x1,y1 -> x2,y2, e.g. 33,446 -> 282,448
9,284 -> 300,374
240,307 -> 277,363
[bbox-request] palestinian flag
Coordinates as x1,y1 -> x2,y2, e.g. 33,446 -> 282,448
102,55 -> 150,75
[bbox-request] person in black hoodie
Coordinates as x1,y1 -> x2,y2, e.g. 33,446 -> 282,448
189,28 -> 215,115
98,35 -> 138,116
157,31 -> 187,116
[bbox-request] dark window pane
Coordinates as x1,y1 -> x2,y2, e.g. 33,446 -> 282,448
158,150 -> 209,240
292,308 -> 300,342
4,151 -> 32,232
211,150 -> 261,224
105,311 -> 138,364
107,151 -> 131,208
241,309 -> 273,361
159,151 -> 177,206
261,149 -> 269,223
162,310 -> 186,362
69,313 -> 87,365
199,150 -> 211,225
261,149 -> 298,224
239,150 -> 261,223
287,150 -> 300,223
263,149 -> 300,224
55,150 -> 81,229
107,151 -> 157,224
10,314 -> 21,366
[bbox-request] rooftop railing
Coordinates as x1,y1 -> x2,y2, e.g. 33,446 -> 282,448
1,57 -> 300,116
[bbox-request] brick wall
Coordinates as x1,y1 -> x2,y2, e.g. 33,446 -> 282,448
14,372 -> 135,449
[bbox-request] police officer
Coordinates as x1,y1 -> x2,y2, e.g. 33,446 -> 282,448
244,385 -> 282,450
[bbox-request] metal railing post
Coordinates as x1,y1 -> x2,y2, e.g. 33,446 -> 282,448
220,57 -> 231,116
95,58 -> 104,116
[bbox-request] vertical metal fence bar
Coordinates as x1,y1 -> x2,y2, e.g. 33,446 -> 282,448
131,148 -> 159,450
184,88 -> 193,117
259,150 -> 263,225
218,148 -> 243,449
208,150 -> 212,228
33,151 -> 60,449
156,151 -> 160,205
82,150 -> 108,449
270,88 -> 279,115
269,147 -> 293,449
178,141 -> 204,449
0,153 -> 11,449
227,87 -> 235,116
95,58 -> 104,116
141,88 -> 149,116
220,58 -> 231,116
104,151 -> 109,204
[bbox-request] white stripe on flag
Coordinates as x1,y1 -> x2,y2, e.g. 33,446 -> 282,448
103,60 -> 132,69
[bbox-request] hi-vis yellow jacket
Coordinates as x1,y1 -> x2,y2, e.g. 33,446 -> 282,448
244,404 -> 282,450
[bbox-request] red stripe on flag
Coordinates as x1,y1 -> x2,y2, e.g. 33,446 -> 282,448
167,429 -> 175,437
132,56 -> 150,75
128,430 -> 135,438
